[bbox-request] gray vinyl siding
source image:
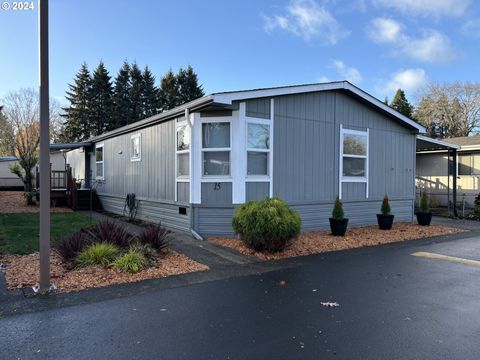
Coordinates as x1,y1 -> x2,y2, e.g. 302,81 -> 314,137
273,91 -> 415,202
99,194 -> 190,232
246,182 -> 270,201
95,119 -> 176,201
177,182 -> 190,204
201,182 -> 232,204
66,148 -> 86,181
193,199 -> 414,236
246,98 -> 270,119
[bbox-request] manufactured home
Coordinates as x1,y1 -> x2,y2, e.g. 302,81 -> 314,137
417,135 -> 480,209
64,81 -> 425,236
0,157 -> 23,190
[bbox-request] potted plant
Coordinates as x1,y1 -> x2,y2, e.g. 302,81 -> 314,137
329,197 -> 348,236
416,192 -> 432,226
377,195 -> 394,230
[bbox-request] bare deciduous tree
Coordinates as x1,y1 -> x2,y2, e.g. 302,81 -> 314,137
415,82 -> 480,139
1,88 -> 61,204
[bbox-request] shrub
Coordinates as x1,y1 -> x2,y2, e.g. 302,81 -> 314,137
380,195 -> 391,215
75,243 -> 120,267
137,224 -> 170,252
112,250 -> 148,273
232,197 -> 301,253
419,192 -> 430,213
474,193 -> 480,214
331,197 -> 345,220
56,229 -> 92,262
86,220 -> 133,248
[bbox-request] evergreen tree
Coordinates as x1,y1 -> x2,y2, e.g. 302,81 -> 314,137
141,66 -> 159,118
111,61 -> 132,129
177,65 -> 205,105
390,89 -> 414,118
89,62 -> 114,136
129,63 -> 144,123
61,63 -> 92,141
158,69 -> 179,112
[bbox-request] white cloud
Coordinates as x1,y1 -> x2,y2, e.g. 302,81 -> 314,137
372,0 -> 471,18
263,0 -> 349,44
330,60 -> 362,84
383,69 -> 428,94
318,75 -> 331,83
368,18 -> 455,63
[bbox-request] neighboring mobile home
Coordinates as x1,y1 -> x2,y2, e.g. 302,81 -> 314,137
0,157 -> 23,190
65,81 -> 425,236
416,136 -> 480,208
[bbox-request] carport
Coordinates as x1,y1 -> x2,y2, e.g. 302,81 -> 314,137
416,135 -> 461,217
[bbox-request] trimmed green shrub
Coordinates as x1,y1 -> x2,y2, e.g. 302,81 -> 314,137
137,224 -> 170,252
419,193 -> 430,213
112,250 -> 148,273
75,243 -> 120,267
381,195 -> 391,215
232,197 -> 301,253
331,197 -> 345,220
129,243 -> 156,264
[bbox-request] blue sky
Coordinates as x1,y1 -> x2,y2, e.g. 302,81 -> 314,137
1,0 -> 479,105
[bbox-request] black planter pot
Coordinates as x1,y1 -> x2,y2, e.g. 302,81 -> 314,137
377,214 -> 394,230
416,212 -> 432,226
329,218 -> 349,236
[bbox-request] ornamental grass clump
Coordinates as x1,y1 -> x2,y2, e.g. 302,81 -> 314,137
56,229 -> 93,262
232,197 -> 301,253
75,243 -> 120,267
137,223 -> 170,252
112,249 -> 149,273
86,220 -> 133,248
419,192 -> 430,213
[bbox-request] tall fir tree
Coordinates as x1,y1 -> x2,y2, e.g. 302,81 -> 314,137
89,62 -> 114,137
111,61 -> 132,129
129,63 -> 144,123
177,65 -> 205,105
141,66 -> 159,118
61,63 -> 92,141
390,89 -> 414,118
158,69 -> 179,112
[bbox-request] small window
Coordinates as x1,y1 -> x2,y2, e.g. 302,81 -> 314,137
176,125 -> 190,178
202,122 -> 231,176
247,122 -> 270,176
341,130 -> 368,180
177,126 -> 190,151
95,144 -> 104,179
131,134 -> 141,161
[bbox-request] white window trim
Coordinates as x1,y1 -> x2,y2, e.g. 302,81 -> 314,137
339,125 -> 369,199
246,117 -> 272,181
95,143 -> 104,180
201,118 -> 232,180
130,133 -> 141,162
175,120 -> 191,202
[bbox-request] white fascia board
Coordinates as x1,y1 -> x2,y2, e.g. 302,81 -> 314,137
211,81 -> 426,134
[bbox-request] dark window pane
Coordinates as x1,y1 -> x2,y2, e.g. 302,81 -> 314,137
247,152 -> 268,175
202,123 -> 230,148
203,151 -> 230,176
96,163 -> 103,178
177,153 -> 189,176
343,157 -> 366,177
95,147 -> 103,162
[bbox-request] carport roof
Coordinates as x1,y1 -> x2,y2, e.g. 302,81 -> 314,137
416,135 -> 460,152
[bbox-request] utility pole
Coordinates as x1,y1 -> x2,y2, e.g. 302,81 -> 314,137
39,0 -> 51,293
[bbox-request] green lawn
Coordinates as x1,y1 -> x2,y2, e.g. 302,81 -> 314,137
0,213 -> 95,255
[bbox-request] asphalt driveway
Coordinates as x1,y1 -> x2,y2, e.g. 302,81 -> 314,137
1,232 -> 480,359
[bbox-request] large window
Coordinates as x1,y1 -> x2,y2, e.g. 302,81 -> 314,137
458,153 -> 480,175
202,122 -> 231,176
341,129 -> 368,179
247,122 -> 270,176
176,124 -> 190,177
95,144 -> 104,179
130,134 -> 141,162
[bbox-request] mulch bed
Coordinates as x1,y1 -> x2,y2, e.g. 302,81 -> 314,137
1,250 -> 209,293
209,222 -> 466,261
0,191 -> 72,213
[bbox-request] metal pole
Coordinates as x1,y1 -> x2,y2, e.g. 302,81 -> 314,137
452,149 -> 458,218
39,0 -> 51,293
